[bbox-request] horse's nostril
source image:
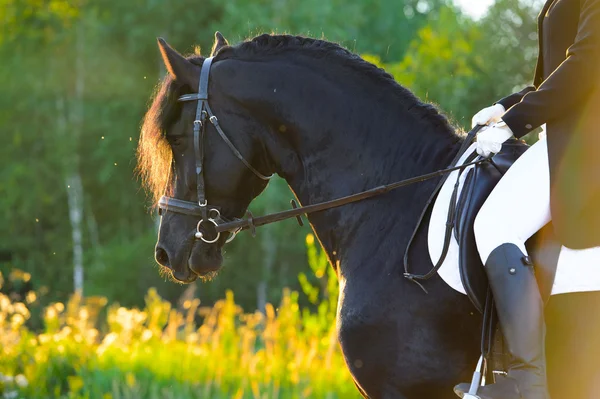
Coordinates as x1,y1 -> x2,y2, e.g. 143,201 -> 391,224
155,247 -> 171,268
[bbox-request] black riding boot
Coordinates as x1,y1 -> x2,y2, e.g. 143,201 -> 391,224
454,243 -> 550,399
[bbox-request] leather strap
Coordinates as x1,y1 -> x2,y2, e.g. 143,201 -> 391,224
212,158 -> 488,234
193,57 -> 214,213
204,103 -> 272,180
402,164 -> 470,291
194,113 -> 206,209
199,57 -> 213,100
402,126 -> 483,290
159,197 -> 221,217
178,56 -> 214,102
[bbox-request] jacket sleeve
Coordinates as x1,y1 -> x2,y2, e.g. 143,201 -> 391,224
502,0 -> 600,138
496,85 -> 536,110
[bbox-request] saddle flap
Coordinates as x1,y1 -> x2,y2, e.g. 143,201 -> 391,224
457,140 -> 530,312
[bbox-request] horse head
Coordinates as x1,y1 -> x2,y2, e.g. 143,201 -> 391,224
138,33 -> 273,282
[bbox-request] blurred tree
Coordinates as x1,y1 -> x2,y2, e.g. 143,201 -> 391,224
210,0 -> 450,61
377,4 -> 482,125
364,0 -> 541,130
471,0 -> 543,109
0,0 -> 81,301
0,0 -> 542,312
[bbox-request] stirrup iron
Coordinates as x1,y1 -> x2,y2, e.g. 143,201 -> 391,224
464,355 -> 486,398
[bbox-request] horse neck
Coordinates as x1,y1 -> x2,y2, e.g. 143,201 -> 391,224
263,62 -> 461,267
215,55 -> 461,268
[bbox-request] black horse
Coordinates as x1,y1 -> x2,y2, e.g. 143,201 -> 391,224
138,33 -> 600,398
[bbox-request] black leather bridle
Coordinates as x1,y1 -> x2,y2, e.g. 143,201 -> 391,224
157,57 -> 273,243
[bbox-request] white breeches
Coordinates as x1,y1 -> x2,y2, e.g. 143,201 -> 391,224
474,131 -> 600,265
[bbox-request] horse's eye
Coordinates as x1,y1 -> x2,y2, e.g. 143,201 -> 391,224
168,136 -> 182,146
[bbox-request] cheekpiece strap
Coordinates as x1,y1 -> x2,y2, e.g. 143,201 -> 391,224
198,57 -> 213,100
177,57 -> 214,103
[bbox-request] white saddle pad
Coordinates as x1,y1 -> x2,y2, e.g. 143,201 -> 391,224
428,143 -> 600,296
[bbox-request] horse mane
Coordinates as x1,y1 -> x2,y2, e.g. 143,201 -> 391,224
138,34 -> 458,204
218,34 -> 456,134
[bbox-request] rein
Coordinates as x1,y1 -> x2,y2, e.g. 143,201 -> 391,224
215,126 -> 486,236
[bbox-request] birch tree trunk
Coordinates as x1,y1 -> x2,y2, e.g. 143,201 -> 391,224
66,174 -> 84,294
55,16 -> 87,295
68,15 -> 86,295
56,94 -> 85,295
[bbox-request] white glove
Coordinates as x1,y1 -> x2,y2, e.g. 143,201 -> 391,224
476,121 -> 514,157
471,103 -> 506,128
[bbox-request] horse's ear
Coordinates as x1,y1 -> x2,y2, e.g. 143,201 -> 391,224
210,31 -> 229,56
157,37 -> 199,89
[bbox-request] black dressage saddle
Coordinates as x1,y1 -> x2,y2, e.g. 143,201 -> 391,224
453,139 -> 561,313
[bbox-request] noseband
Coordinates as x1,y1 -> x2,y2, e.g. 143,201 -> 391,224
158,56 -> 272,243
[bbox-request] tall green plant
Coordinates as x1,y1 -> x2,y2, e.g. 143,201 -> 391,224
298,234 -> 339,334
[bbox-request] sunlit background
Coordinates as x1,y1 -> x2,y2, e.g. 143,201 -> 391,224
1,0 -> 543,397
455,0 -> 495,18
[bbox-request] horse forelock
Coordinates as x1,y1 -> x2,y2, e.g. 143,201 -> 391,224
137,76 -> 177,205
137,55 -> 210,206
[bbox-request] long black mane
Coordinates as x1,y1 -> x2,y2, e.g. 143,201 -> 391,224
220,34 -> 457,134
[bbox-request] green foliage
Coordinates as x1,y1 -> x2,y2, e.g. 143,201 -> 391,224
299,234 -> 336,307
297,234 -> 339,343
363,1 -> 540,129
1,0 -> 542,312
0,282 -> 357,398
388,5 -> 483,124
83,230 -> 184,309
211,0 -> 449,61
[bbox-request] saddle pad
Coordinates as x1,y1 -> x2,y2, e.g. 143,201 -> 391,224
428,142 -> 600,296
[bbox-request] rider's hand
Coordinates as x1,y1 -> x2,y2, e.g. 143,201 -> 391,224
476,120 -> 514,157
471,103 -> 506,128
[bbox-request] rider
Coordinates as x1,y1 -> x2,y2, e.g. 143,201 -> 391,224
454,0 -> 600,398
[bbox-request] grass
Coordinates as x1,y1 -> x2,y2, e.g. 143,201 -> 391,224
0,235 -> 359,399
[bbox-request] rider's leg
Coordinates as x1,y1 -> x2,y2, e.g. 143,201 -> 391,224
474,136 -> 551,264
455,136 -> 551,399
